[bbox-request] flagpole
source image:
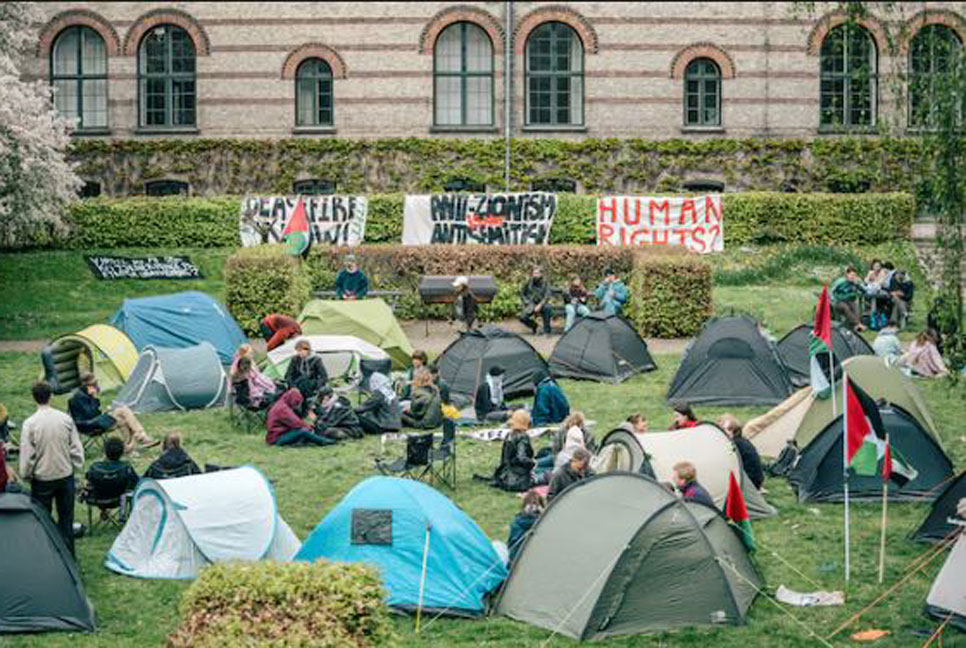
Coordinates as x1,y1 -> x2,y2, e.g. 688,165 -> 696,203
842,369 -> 850,582
877,479 -> 889,583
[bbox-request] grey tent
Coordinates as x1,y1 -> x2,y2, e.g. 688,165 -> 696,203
112,342 -> 228,413
777,323 -> 873,387
549,313 -> 656,383
496,473 -> 760,640
667,315 -> 793,406
0,492 -> 95,633
925,531 -> 966,631
912,472 -> 966,543
788,404 -> 954,503
437,326 -> 547,400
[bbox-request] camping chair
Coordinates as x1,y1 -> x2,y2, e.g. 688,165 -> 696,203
228,385 -> 267,434
375,433 -> 433,482
79,468 -> 134,532
147,462 -> 198,481
429,419 -> 457,489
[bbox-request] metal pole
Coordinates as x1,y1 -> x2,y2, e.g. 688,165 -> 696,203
415,524 -> 432,633
504,0 -> 512,191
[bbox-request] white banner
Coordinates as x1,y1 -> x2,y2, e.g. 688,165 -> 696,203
402,193 -> 556,245
239,195 -> 367,247
596,195 -> 724,253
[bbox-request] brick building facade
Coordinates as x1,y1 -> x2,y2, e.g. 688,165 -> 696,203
28,1 -> 966,142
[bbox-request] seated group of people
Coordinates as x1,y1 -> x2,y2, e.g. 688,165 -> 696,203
474,366 -> 571,425
84,432 -> 201,496
518,266 -> 630,335
831,261 -> 914,333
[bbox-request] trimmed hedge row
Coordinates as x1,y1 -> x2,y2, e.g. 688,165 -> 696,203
225,244 -> 712,338
43,192 -> 914,251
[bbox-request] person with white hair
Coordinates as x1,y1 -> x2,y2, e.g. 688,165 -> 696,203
335,253 -> 369,300
452,275 -> 477,331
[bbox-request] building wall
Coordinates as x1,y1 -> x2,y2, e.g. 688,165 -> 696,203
27,1 -> 966,140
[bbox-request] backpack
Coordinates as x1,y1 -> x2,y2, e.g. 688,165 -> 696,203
767,440 -> 799,477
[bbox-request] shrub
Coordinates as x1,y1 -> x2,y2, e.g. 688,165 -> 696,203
627,250 -> 713,338
224,245 -> 310,334
168,561 -> 395,648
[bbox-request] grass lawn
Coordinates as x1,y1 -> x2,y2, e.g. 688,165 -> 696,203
0,242 -> 963,647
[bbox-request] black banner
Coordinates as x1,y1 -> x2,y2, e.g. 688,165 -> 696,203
85,255 -> 203,280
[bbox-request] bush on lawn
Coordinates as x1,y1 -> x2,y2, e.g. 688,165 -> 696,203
627,249 -> 713,337
167,561 -> 394,648
225,245 -> 310,334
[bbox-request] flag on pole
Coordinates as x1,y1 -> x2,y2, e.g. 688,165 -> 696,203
882,439 -> 918,487
844,379 -> 888,476
724,472 -> 756,552
809,286 -> 834,399
282,197 -> 311,256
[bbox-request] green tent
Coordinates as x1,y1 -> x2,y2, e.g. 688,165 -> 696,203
497,473 -> 760,640
298,299 -> 413,369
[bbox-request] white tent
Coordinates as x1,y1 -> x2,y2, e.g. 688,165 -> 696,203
263,335 -> 389,383
596,423 -> 776,518
106,466 -> 299,579
926,531 -> 966,630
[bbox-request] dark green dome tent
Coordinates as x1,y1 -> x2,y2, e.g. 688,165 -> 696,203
0,493 -> 95,634
437,326 -> 547,400
496,473 -> 761,640
911,472 -> 966,543
777,323 -> 873,388
667,315 -> 793,406
788,404 -> 954,503
549,313 -> 656,383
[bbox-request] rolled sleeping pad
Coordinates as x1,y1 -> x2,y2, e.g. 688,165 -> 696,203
41,345 -> 79,394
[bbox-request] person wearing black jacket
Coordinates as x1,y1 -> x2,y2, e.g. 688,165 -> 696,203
452,276 -> 478,332
519,266 -> 552,335
719,414 -> 764,489
490,410 -> 535,492
284,339 -> 328,409
144,433 -> 201,480
475,366 -> 511,422
68,372 -> 156,453
355,373 -> 402,435
313,386 -> 364,440
547,447 -> 593,501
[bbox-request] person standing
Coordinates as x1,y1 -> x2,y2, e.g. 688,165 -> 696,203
718,414 -> 764,490
594,269 -> 630,317
564,276 -> 591,332
20,381 -> 84,554
519,266 -> 552,335
452,276 -> 478,332
335,254 -> 369,300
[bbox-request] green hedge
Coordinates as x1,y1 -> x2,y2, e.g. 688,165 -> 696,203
628,250 -> 713,337
168,561 -> 394,648
38,191 -> 913,250
225,244 -> 310,334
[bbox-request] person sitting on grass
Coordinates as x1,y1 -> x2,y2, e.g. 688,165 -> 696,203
335,254 -> 369,300
401,369 -> 443,430
258,313 -> 302,351
231,356 -> 278,410
718,414 -> 764,490
670,402 -> 699,430
873,324 -> 902,366
594,268 -> 630,317
531,369 -> 570,427
313,386 -> 364,441
831,266 -> 866,332
429,364 -> 451,406
488,409 -> 536,492
507,490 -> 545,564
284,339 -> 328,408
624,413 -> 649,434
565,275 -> 591,332
519,266 -> 552,335
144,432 -> 201,480
900,329 -> 949,378
398,350 -> 428,401
265,388 -> 336,447
553,413 -> 593,471
547,447 -> 593,502
673,461 -> 715,507
475,366 -> 512,422
551,410 -> 596,457
84,436 -> 139,496
355,373 -> 402,435
68,372 -> 157,454
452,276 -> 478,332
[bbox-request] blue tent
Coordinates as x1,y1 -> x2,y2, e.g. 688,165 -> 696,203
296,477 -> 507,616
109,291 -> 246,365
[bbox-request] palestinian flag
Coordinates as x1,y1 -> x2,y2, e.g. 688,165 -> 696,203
282,197 -> 310,256
809,286 -> 834,399
725,472 -> 756,552
844,378 -> 888,476
882,438 -> 918,487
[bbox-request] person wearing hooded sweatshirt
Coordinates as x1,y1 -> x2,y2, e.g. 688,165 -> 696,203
531,368 -> 570,427
401,369 -> 443,429
266,388 -> 335,447
873,325 -> 902,366
144,432 -> 201,480
554,416 -> 591,471
475,366 -> 512,422
355,373 -> 403,435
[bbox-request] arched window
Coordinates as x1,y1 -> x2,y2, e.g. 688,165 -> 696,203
434,22 -> 494,127
909,24 -> 963,128
51,26 -> 108,129
296,58 -> 333,127
684,58 -> 721,127
820,24 -> 877,129
526,22 -> 584,127
138,25 -> 196,128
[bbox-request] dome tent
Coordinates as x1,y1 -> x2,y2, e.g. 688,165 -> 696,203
40,324 -> 138,394
549,313 -> 656,383
0,493 -> 96,633
262,334 -> 389,382
296,477 -> 507,616
777,323 -> 873,387
925,532 -> 966,631
110,291 -> 247,365
496,473 -> 761,640
298,299 -> 413,369
112,343 -> 228,413
106,467 -> 300,580
667,315 -> 793,406
595,423 -> 776,519
911,472 -> 966,543
437,326 -> 548,400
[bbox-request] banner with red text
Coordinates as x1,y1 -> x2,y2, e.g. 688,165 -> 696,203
596,195 -> 723,253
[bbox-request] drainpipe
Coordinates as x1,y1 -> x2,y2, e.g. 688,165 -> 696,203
504,1 -> 512,191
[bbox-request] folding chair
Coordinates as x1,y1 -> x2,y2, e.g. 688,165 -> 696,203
429,419 -> 457,489
78,467 -> 133,532
375,433 -> 433,482
228,386 -> 267,434
147,462 -> 198,481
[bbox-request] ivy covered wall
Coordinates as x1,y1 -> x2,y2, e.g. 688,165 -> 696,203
70,137 -> 924,197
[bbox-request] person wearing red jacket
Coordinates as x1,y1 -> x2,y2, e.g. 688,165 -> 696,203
265,388 -> 335,447
259,313 -> 302,352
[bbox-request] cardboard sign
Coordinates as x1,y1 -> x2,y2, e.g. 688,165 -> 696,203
239,196 -> 367,248
402,193 -> 556,245
596,195 -> 724,253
